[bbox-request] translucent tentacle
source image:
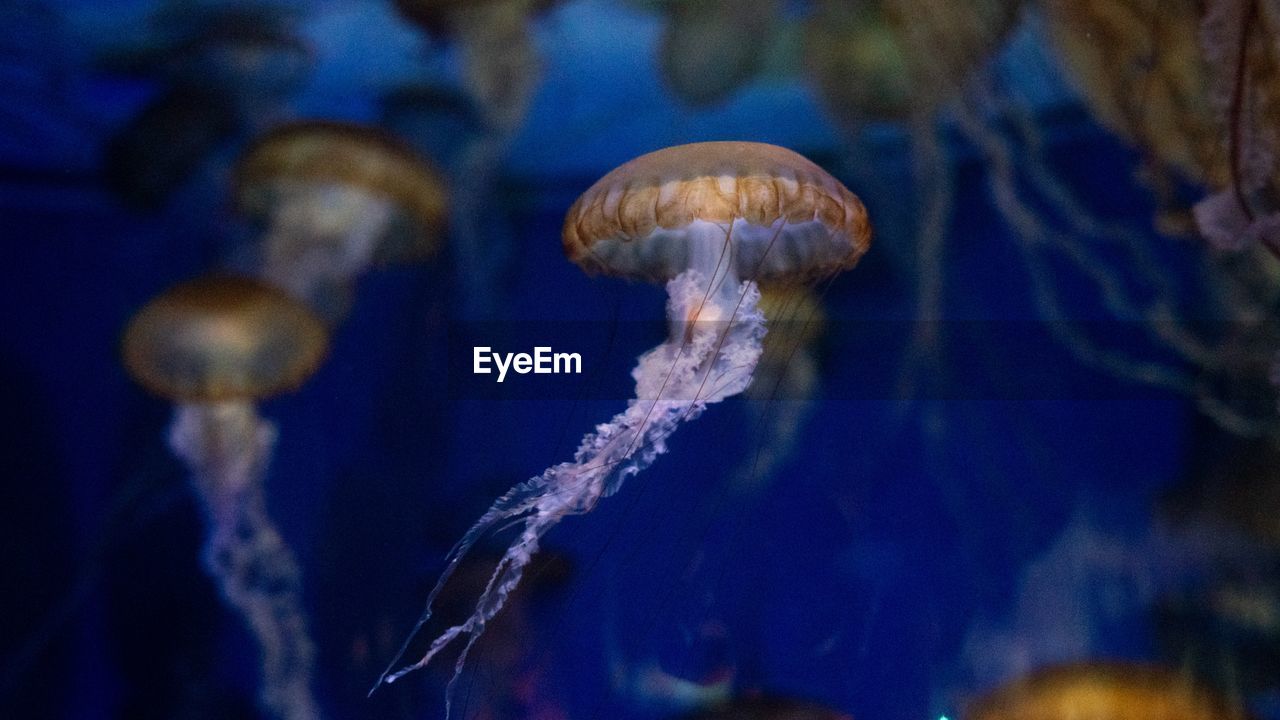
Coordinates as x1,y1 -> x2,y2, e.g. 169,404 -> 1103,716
376,271 -> 764,713
169,402 -> 321,720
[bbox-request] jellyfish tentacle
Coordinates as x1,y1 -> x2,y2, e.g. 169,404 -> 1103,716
370,475 -> 550,692
378,271 -> 764,710
953,93 -> 1276,435
168,402 -> 321,720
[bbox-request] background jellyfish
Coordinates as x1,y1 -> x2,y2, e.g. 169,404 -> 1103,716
233,120 -> 448,323
103,85 -> 242,210
966,661 -> 1250,720
646,0 -> 783,108
375,141 -> 871,711
731,285 -> 827,494
121,275 -> 328,720
98,3 -> 312,209
980,0 -> 1280,435
802,0 -> 1024,380
394,0 -> 555,319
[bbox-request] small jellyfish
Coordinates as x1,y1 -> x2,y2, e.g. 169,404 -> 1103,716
103,85 -> 241,210
802,0 -> 1022,385
732,285 -> 826,493
803,0 -> 1023,126
101,4 -> 312,108
122,275 -> 328,720
966,662 -> 1250,720
374,142 -> 871,711
233,121 -> 448,322
395,0 -> 557,317
98,4 -> 313,208
655,0 -> 782,108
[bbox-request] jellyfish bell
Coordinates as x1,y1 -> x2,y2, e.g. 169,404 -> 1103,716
803,0 -> 1024,127
122,274 -> 327,719
966,661 -> 1252,720
376,142 -> 869,713
656,0 -> 782,108
563,142 -> 869,297
394,0 -> 557,132
122,274 -> 327,496
100,4 -> 312,107
234,121 -> 448,321
1041,0 -> 1223,200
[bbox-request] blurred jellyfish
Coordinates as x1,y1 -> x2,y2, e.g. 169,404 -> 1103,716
380,82 -> 485,173
98,4 -> 312,207
676,695 -> 853,720
374,142 -> 871,710
233,121 -> 448,322
1041,0 -> 1280,250
104,86 -> 241,209
394,0 -> 556,317
966,661 -> 1248,720
100,3 -> 312,114
121,275 -> 328,720
962,0 -> 1280,435
803,0 -> 1023,377
804,0 -> 1023,126
649,0 -> 782,108
732,285 -> 826,493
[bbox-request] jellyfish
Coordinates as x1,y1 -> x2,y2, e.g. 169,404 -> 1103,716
1192,0 -> 1280,253
99,3 -> 312,114
374,142 -> 871,710
731,285 -> 826,493
968,0 -> 1280,434
966,662 -> 1249,720
233,121 -> 448,322
394,0 -> 556,317
104,85 -> 241,210
98,4 -> 313,207
802,0 -> 1023,381
1040,0 -> 1280,250
652,0 -> 782,108
121,275 -> 328,720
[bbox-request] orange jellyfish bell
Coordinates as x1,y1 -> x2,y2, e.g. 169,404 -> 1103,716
562,141 -> 871,284
235,120 -> 448,264
967,662 -> 1252,720
122,274 -> 329,404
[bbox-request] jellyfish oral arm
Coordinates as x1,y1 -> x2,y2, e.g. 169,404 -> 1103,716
259,183 -> 396,309
377,266 -> 765,715
168,402 -> 321,720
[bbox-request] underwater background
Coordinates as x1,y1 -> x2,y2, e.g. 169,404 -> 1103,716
3,1 -> 1280,719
